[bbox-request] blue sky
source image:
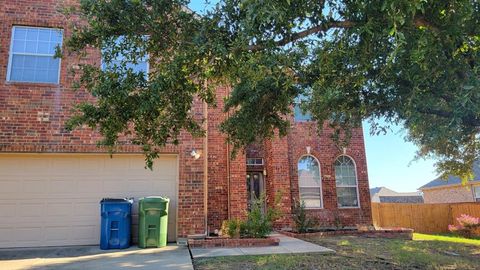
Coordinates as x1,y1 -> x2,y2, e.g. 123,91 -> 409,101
188,1 -> 216,14
188,1 -> 438,192
362,122 -> 437,192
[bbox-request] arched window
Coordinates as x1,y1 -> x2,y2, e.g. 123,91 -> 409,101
298,155 -> 322,208
334,156 -> 360,208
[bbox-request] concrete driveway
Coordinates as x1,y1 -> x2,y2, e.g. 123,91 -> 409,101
0,245 -> 193,270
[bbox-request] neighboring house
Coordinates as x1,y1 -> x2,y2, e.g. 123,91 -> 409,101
0,2 -> 372,248
370,187 -> 424,203
419,162 -> 480,203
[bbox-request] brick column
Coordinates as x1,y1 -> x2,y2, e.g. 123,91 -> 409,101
264,136 -> 293,228
229,152 -> 247,219
206,86 -> 248,231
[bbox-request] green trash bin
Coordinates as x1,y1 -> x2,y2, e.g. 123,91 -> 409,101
138,196 -> 170,248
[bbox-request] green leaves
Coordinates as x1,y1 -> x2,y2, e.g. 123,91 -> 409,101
65,0 -> 480,179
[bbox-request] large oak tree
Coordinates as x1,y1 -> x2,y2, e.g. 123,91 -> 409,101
63,0 -> 480,181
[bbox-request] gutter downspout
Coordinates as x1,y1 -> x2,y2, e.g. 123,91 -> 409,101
202,81 -> 209,237
227,134 -> 231,219
226,86 -> 231,220
203,95 -> 209,237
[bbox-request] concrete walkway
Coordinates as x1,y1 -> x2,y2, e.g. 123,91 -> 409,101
0,245 -> 193,270
190,233 -> 334,258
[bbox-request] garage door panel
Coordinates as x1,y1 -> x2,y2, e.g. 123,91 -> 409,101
44,227 -> 71,241
0,180 -> 21,194
0,228 -> 13,242
0,203 -> 16,217
18,203 -> 44,217
46,203 -> 74,217
74,202 -> 99,217
48,181 -> 78,194
77,181 -> 102,193
103,180 -> 128,193
72,225 -> 97,241
23,180 -> 48,193
0,154 -> 178,248
127,181 -> 154,192
14,227 -> 43,242
0,158 -> 48,174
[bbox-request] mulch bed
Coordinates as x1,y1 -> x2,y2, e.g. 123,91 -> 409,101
281,228 -> 413,240
188,236 -> 280,248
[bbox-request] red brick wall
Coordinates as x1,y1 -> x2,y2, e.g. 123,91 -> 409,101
228,154 -> 248,219
264,136 -> 294,228
206,86 -> 230,232
286,121 -> 372,227
0,0 -> 207,239
206,85 -> 247,231
246,122 -> 372,228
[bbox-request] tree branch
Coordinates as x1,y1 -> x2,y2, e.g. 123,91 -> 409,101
248,20 -> 356,51
418,108 -> 480,127
413,16 -> 440,33
247,16 -> 441,52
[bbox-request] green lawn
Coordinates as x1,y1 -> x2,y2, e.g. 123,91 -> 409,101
414,233 -> 480,245
193,233 -> 480,270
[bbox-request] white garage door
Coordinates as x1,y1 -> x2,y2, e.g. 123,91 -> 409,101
0,154 -> 178,248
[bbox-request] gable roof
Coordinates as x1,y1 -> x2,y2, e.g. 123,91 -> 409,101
370,187 -> 422,197
419,161 -> 480,190
370,187 -> 423,203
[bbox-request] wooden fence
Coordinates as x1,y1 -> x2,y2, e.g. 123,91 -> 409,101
371,202 -> 480,234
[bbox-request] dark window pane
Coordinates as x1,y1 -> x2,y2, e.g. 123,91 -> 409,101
336,187 -> 359,207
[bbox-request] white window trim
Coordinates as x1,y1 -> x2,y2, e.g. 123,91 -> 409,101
473,186 -> 480,202
297,154 -> 323,209
6,26 -> 63,84
246,158 -> 264,166
334,155 -> 361,209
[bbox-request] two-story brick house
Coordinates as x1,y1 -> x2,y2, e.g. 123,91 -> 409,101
0,1 -> 372,248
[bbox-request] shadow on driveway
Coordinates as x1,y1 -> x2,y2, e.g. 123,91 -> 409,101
0,245 -> 193,270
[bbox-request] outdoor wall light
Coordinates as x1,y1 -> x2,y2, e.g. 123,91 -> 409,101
190,149 -> 201,160
306,146 -> 311,154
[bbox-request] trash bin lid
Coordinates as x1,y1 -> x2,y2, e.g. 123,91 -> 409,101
100,198 -> 134,204
139,196 -> 170,203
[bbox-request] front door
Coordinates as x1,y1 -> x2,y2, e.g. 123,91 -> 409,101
247,172 -> 265,211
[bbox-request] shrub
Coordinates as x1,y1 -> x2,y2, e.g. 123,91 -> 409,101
333,212 -> 343,229
221,192 -> 283,239
241,192 -> 282,238
448,214 -> 480,238
292,199 -> 317,233
221,219 -> 241,238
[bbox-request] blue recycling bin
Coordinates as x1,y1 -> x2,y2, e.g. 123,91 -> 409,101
100,198 -> 133,250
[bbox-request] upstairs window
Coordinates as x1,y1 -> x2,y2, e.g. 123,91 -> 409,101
7,26 -> 63,83
334,156 -> 360,208
294,104 -> 312,122
294,92 -> 312,122
101,36 -> 149,78
246,158 -> 263,166
298,155 -> 322,208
